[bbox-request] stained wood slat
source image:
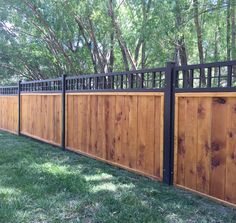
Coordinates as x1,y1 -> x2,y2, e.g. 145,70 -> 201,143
225,98 -> 236,204
66,93 -> 164,180
0,96 -> 18,133
20,94 -> 61,146
184,97 -> 198,190
175,93 -> 236,207
210,97 -> 227,200
196,97 -> 211,194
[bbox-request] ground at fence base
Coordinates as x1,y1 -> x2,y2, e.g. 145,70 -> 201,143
66,146 -> 162,182
175,184 -> 236,209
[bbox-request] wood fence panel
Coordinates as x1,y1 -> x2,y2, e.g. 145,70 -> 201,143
66,93 -> 164,180
174,93 -> 236,206
0,96 -> 18,133
21,94 -> 61,146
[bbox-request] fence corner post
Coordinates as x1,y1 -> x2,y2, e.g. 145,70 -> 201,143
18,80 -> 22,136
61,74 -> 66,150
163,61 -> 175,185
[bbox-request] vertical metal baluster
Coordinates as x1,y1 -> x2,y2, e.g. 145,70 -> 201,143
227,65 -> 232,87
207,67 -> 212,88
218,66 -> 221,87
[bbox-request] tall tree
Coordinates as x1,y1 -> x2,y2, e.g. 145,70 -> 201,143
227,0 -> 231,60
193,0 -> 206,84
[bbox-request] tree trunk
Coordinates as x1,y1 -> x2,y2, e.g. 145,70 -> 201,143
231,0 -> 236,59
175,0 -> 188,66
193,0 -> 206,85
108,0 -> 137,70
227,0 -> 231,60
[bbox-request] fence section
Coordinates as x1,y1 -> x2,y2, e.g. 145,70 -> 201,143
20,94 -> 62,146
173,60 -> 236,206
174,93 -> 236,205
1,61 -> 236,207
66,92 -> 164,179
0,96 -> 18,134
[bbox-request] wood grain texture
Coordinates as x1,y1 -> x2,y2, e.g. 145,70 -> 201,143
20,94 -> 61,146
174,93 -> 236,206
0,96 -> 18,134
66,93 -> 164,180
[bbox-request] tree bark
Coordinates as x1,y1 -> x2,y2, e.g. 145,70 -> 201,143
108,0 -> 137,70
227,0 -> 231,60
175,0 -> 188,66
231,0 -> 236,59
193,0 -> 206,85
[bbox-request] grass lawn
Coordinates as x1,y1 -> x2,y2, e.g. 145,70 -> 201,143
0,131 -> 236,223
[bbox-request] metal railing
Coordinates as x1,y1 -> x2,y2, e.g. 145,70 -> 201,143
174,60 -> 236,92
0,86 -> 18,95
1,60 -> 236,95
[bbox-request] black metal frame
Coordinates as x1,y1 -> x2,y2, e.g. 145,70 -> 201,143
18,80 -> 21,135
2,60 -> 236,185
61,74 -> 66,150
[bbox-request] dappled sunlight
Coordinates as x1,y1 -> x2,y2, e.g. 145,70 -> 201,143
33,162 -> 70,175
84,173 -> 113,182
90,181 -> 135,193
91,182 -> 118,193
0,186 -> 21,197
165,213 -> 182,223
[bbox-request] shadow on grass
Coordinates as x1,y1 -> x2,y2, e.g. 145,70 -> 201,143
0,131 -> 236,222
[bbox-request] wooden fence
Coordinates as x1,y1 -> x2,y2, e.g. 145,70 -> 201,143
21,94 -> 62,146
1,60 -> 236,208
66,93 -> 164,180
0,96 -> 18,133
174,93 -> 236,205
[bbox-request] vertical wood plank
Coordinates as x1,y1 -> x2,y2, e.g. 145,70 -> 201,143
196,97 -> 211,194
90,96 -> 98,155
225,98 -> 236,203
97,96 -> 106,159
137,96 -> 147,172
105,96 -> 116,162
126,95 -> 138,169
115,96 -> 124,164
176,97 -> 187,185
184,97 -> 198,190
210,97 -> 227,200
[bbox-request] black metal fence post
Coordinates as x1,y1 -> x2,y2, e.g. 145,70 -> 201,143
18,80 -> 21,135
61,74 -> 66,150
163,62 -> 175,185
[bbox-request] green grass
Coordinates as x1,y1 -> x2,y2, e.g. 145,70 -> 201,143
0,131 -> 235,223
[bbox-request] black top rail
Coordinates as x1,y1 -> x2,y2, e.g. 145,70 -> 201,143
2,60 -> 236,94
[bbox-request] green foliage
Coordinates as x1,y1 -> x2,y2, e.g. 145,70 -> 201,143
0,0 -> 234,83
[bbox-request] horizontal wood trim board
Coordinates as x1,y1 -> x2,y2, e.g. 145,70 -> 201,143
21,93 -> 61,96
20,132 -> 61,147
175,184 -> 236,209
0,128 -> 18,135
176,92 -> 236,97
66,146 -> 162,181
66,92 -> 164,96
